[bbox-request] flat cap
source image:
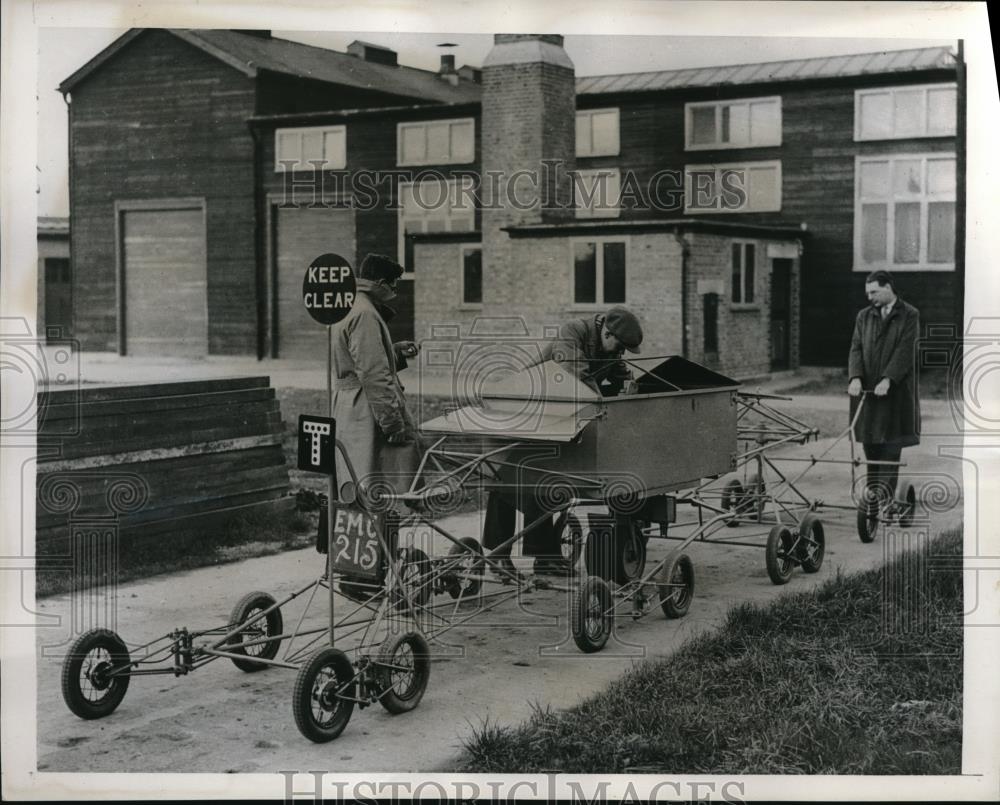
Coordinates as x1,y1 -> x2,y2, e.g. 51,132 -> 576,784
605,306 -> 643,354
358,253 -> 404,282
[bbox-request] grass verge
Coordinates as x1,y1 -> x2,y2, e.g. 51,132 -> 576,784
457,527 -> 963,775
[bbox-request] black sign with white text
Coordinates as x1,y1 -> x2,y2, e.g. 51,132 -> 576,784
302,253 -> 356,326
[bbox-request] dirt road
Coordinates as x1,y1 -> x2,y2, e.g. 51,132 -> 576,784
36,399 -> 963,773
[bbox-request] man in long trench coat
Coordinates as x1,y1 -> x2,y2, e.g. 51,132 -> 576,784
331,253 -> 420,509
848,270 -> 921,514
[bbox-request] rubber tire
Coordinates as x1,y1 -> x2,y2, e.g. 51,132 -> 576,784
797,514 -> 826,574
745,473 -> 766,522
765,525 -> 796,585
618,522 -> 647,583
374,631 -> 431,714
856,506 -> 878,543
61,628 -> 131,720
571,576 -> 613,653
292,647 -> 356,743
659,553 -> 695,619
898,483 -> 917,528
228,591 -> 283,672
721,478 -> 744,527
392,547 -> 432,612
446,538 -> 485,599
553,511 -> 585,567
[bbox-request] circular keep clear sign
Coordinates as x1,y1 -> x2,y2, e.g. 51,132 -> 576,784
302,253 -> 357,326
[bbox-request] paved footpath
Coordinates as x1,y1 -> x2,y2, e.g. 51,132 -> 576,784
35,401 -> 964,773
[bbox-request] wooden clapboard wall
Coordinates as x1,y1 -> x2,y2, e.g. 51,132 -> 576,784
36,377 -> 290,558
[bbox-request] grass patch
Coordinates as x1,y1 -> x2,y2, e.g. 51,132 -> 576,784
37,505 -> 315,598
457,528 -> 963,775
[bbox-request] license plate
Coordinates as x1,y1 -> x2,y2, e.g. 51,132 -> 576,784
327,506 -> 384,580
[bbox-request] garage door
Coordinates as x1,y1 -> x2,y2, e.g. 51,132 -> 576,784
123,208 -> 207,357
274,206 -> 355,359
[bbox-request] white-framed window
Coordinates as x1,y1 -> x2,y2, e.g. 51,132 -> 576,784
730,241 -> 757,305
854,153 -> 956,271
855,83 -> 957,141
685,97 -> 781,150
397,118 -> 475,166
571,238 -> 628,306
274,125 -> 346,172
459,243 -> 483,307
576,108 -> 620,157
398,178 -> 476,272
574,168 -> 621,219
684,161 -> 781,214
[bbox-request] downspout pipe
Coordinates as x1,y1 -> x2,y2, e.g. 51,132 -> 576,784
672,228 -> 690,358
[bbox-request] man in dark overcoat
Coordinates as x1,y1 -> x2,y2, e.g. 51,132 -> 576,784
848,270 -> 921,514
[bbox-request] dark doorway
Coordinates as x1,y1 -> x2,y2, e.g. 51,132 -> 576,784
770,258 -> 792,370
44,257 -> 72,342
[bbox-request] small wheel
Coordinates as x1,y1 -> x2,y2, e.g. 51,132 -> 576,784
228,591 -> 283,672
446,538 -> 485,600
659,553 -> 695,619
553,512 -> 585,567
721,478 -> 744,527
856,505 -> 878,543
745,473 -> 766,522
898,483 -> 917,528
292,647 -> 356,743
374,631 -> 431,714
61,628 -> 132,719
571,576 -> 613,653
619,522 -> 647,582
765,525 -> 796,585
392,547 -> 432,612
797,514 -> 826,574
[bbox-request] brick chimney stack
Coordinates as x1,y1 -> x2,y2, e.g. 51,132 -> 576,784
480,34 -> 576,314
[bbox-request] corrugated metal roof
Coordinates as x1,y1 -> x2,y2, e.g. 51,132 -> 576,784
576,46 -> 956,95
187,30 -> 481,103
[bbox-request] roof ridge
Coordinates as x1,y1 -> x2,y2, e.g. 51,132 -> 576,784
577,44 -> 955,83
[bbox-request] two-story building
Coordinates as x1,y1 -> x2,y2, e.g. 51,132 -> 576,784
59,29 -> 960,377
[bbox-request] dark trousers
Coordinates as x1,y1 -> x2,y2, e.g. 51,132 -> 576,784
482,491 -> 561,558
863,442 -> 903,513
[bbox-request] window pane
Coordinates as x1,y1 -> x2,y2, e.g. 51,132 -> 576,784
750,100 -> 780,145
747,165 -> 780,211
718,167 -> 746,211
451,121 -> 474,162
323,130 -> 344,167
575,114 -> 592,156
690,106 -> 716,145
687,168 -> 719,210
727,103 -> 750,146
426,124 -> 450,162
927,86 -> 957,136
893,202 -> 921,263
927,201 -> 956,263
401,126 -> 426,163
720,105 -> 731,143
301,130 -> 323,165
731,243 -> 742,304
927,158 -> 956,195
892,159 -> 922,195
463,248 -> 482,304
574,242 -> 597,303
859,92 -> 892,139
744,244 -> 755,303
603,242 -> 626,303
591,110 -> 619,155
276,131 -> 301,166
893,89 -> 924,137
859,160 -> 890,198
592,170 -> 621,218
861,203 -> 888,263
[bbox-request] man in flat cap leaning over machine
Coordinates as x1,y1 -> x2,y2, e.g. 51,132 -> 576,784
483,305 -> 644,578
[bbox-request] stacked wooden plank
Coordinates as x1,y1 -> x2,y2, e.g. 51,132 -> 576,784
36,377 -> 291,558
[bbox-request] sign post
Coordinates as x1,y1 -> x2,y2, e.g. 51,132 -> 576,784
302,253 -> 356,646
